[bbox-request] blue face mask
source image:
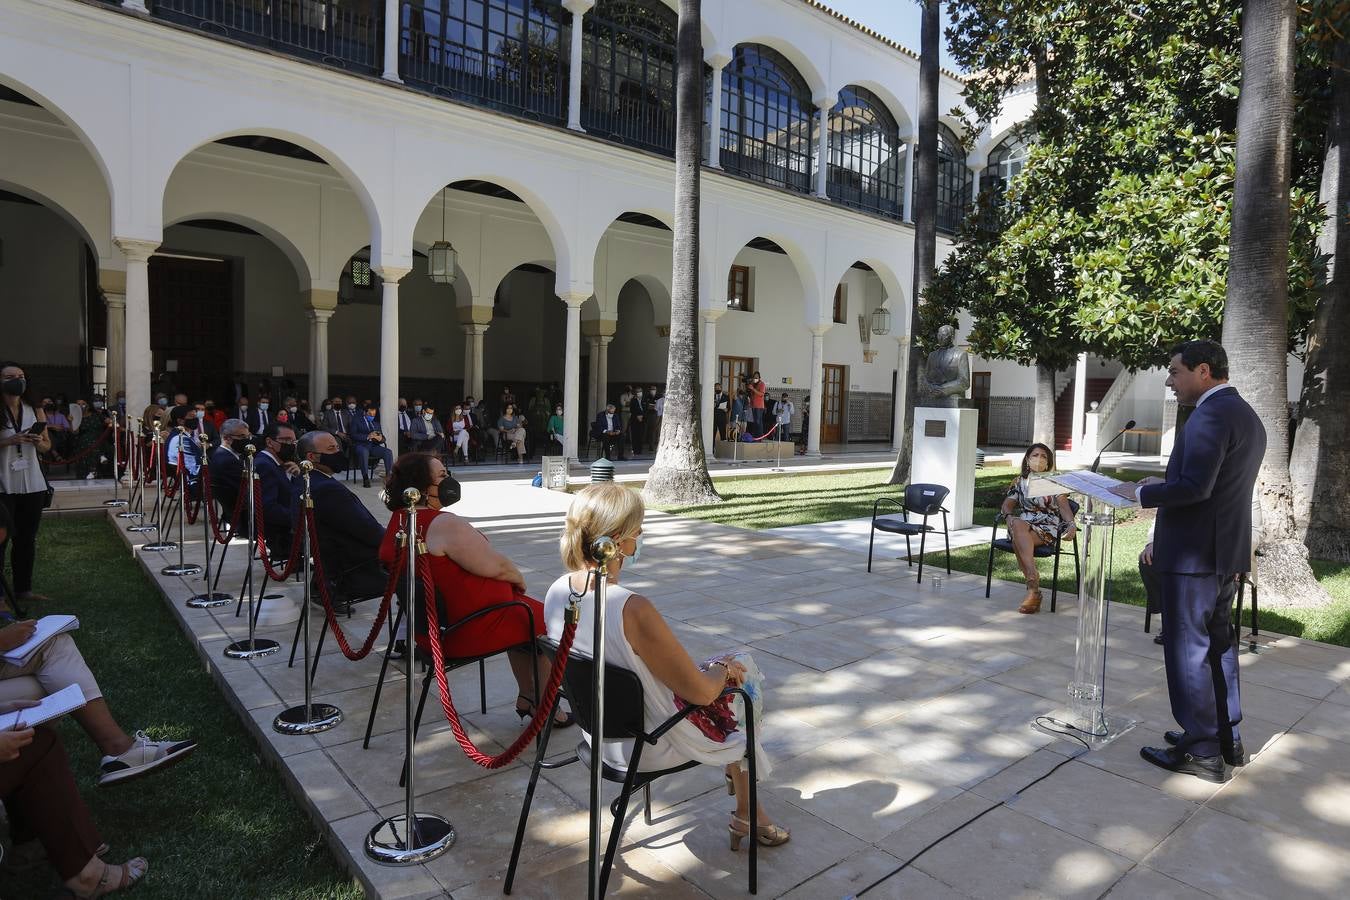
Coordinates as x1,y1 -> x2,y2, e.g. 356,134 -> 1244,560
626,535 -> 643,563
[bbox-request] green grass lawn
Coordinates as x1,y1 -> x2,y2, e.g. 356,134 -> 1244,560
658,466 -> 1350,647
3,516 -> 361,900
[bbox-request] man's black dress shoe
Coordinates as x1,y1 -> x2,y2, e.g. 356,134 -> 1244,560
1164,730 -> 1246,766
1153,634 -> 1164,645
1140,745 -> 1225,782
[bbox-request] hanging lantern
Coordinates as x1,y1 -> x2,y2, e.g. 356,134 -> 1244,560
428,185 -> 457,285
870,306 -> 892,335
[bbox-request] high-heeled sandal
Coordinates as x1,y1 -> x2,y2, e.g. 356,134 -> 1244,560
70,857 -> 147,898
728,815 -> 790,851
1018,589 -> 1043,615
515,695 -> 575,729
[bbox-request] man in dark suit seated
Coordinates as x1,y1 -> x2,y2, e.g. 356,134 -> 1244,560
209,418 -> 252,538
295,430 -> 386,608
592,402 -> 624,461
350,403 -> 394,488
255,422 -> 299,563
1112,340 -> 1264,783
410,406 -> 446,454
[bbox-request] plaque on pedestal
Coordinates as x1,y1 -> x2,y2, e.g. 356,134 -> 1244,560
910,407 -> 978,530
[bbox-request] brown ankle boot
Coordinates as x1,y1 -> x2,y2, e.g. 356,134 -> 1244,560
1019,589 -> 1043,614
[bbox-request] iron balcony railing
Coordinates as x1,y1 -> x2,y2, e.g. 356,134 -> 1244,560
154,0 -> 381,73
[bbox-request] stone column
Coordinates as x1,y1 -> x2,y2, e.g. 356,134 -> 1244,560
814,96 -> 834,199
564,0 -> 594,131
700,309 -> 723,453
307,309 -> 334,409
374,265 -> 410,457
1071,352 -> 1089,457
382,0 -> 402,82
100,269 -> 127,402
806,324 -> 828,458
121,0 -> 148,13
460,324 -> 488,400
560,292 -> 588,459
587,336 -> 601,419
597,335 -> 611,415
902,137 -> 915,222
115,238 -> 158,419
705,53 -> 731,168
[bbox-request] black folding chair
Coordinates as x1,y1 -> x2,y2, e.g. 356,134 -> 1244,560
505,644 -> 761,896
985,499 -> 1081,613
867,483 -> 952,583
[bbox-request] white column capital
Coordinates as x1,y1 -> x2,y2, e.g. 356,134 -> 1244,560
598,334 -> 614,346
307,308 -> 335,324
563,0 -> 594,14
120,0 -> 148,13
114,238 -> 159,262
103,293 -> 127,310
461,322 -> 490,336
373,264 -> 412,284
809,322 -> 833,338
706,52 -> 732,70
559,290 -> 591,308
814,94 -> 836,112
700,307 -> 727,323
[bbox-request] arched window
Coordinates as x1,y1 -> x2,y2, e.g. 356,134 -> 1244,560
581,0 -> 678,154
401,0 -> 568,122
828,86 -> 905,219
936,123 -> 972,233
720,44 -> 815,193
981,132 -> 1031,197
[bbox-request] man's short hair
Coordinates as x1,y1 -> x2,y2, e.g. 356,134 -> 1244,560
262,421 -> 296,442
1169,339 -> 1229,380
221,418 -> 249,437
297,430 -> 334,456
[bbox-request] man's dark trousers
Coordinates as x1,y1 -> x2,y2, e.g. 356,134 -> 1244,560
1160,572 -> 1242,757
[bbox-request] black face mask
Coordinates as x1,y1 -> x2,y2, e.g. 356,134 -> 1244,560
431,474 -> 461,507
229,437 -> 252,455
1,378 -> 25,397
275,443 -> 297,463
316,450 -> 348,473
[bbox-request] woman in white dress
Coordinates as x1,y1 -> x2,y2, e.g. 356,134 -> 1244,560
448,406 -> 471,462
544,483 -> 789,850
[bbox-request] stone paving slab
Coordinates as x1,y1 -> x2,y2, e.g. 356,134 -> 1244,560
108,473 -> 1350,898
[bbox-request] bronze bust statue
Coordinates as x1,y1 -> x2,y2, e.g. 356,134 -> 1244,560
916,325 -> 970,408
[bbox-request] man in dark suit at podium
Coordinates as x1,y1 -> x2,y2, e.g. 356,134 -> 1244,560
295,430 -> 386,607
1111,340 -> 1264,782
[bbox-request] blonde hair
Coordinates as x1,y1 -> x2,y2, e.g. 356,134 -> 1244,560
560,483 -> 644,572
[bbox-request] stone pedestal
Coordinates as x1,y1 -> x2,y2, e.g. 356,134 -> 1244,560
910,407 -> 978,530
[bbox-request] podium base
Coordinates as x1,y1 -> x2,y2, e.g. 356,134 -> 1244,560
1033,710 -> 1139,749
365,814 -> 455,865
273,702 -> 343,735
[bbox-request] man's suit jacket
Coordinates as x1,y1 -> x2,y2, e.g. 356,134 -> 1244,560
292,470 -> 386,599
410,418 -> 445,441
628,395 -> 645,422
351,415 -> 383,445
593,412 -> 621,438
1139,386 -> 1265,575
254,451 -> 295,557
322,409 -> 352,438
208,445 -> 246,533
239,406 -> 265,436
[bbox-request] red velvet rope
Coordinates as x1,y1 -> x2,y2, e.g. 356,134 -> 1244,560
199,459 -> 247,545
304,504 -> 395,661
415,509 -> 578,769
44,426 -> 112,465
251,477 -> 304,581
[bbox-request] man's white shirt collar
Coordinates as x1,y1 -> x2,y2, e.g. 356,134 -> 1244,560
1195,383 -> 1234,408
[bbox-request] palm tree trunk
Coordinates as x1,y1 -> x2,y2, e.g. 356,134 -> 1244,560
889,0 -> 940,485
1290,35 -> 1350,561
1223,0 -> 1329,606
1034,362 -> 1056,447
642,0 -> 719,505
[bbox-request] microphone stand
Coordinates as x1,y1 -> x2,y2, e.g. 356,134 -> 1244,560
1090,420 -> 1136,474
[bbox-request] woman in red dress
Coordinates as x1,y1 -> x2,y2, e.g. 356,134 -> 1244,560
379,453 -> 571,726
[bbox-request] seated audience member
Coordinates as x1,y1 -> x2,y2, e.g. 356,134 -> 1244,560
209,418 -> 251,535
0,710 -> 149,895
71,398 -> 112,481
295,431 -> 386,607
448,406 -> 472,463
498,403 -> 528,463
291,399 -> 317,434
204,399 -> 224,430
351,403 -> 394,488
593,403 -> 624,461
0,624 -> 197,785
165,406 -> 204,494
1000,443 -> 1077,614
396,398 -> 414,448
192,401 -> 220,446
256,422 -> 299,561
548,403 -> 565,452
546,484 -> 787,849
378,453 -> 571,725
41,397 -> 72,458
410,406 -> 446,454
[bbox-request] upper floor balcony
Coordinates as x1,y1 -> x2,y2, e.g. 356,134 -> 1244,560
103,0 -> 987,232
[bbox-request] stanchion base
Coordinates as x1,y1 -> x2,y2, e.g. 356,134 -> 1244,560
143,541 -> 178,552
127,524 -> 157,533
186,592 -> 234,609
116,511 -> 142,519
162,563 -> 203,576
365,814 -> 455,865
224,638 -> 280,660
104,499 -> 128,508
273,703 -> 343,735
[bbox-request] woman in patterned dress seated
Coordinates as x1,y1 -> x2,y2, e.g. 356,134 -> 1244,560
1002,443 -> 1077,614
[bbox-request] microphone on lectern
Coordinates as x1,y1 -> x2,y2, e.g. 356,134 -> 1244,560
1091,420 -> 1136,473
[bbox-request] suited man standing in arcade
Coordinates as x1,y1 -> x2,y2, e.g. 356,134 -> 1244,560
1111,340 -> 1264,783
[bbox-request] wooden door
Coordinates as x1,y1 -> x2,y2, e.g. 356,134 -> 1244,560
718,355 -> 753,395
149,256 -> 234,404
973,371 -> 991,444
822,363 -> 845,444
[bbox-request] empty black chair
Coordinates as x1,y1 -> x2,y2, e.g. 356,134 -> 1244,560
505,644 -> 761,896
985,499 -> 1081,612
867,483 -> 952,582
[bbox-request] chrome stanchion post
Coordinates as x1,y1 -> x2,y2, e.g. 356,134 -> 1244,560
274,462 -> 342,734
162,428 -> 201,576
145,426 -> 181,553
587,535 -> 618,900
126,419 -> 157,533
187,438 -> 232,608
104,416 -> 127,508
366,490 -> 454,864
224,447 -> 280,660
